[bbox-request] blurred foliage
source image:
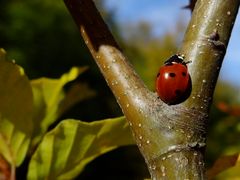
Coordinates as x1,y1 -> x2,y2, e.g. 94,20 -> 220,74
215,165 -> 240,180
0,0 -> 124,122
207,153 -> 240,179
206,82 -> 240,167
0,0 -> 90,78
1,0 -> 240,179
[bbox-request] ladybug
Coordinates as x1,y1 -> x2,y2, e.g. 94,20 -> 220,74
156,54 -> 191,105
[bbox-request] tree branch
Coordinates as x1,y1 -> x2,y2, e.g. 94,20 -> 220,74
180,0 -> 240,111
63,0 -> 151,119
64,0 -> 240,179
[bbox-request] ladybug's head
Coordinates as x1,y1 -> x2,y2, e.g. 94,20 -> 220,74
164,54 -> 191,66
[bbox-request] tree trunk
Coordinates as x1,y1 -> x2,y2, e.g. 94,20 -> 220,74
63,0 -> 240,179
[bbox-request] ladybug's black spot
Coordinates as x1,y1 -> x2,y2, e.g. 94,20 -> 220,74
182,72 -> 187,77
157,73 -> 160,77
169,72 -> 176,77
175,89 -> 181,95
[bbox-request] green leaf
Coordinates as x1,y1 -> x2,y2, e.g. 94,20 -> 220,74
31,67 -> 95,147
0,59 -> 33,166
27,117 -> 134,180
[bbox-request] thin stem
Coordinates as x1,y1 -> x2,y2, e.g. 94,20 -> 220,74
10,163 -> 15,180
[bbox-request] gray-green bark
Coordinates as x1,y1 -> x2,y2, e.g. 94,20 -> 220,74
64,0 -> 240,179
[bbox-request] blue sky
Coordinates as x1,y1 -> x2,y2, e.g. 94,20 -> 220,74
104,0 -> 240,87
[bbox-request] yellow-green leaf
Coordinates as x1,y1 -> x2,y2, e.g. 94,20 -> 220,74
30,67 -> 94,147
207,154 -> 240,179
0,59 -> 33,166
58,82 -> 96,116
27,117 -> 134,180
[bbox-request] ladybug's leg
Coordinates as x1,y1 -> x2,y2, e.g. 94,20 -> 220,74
182,60 -> 192,66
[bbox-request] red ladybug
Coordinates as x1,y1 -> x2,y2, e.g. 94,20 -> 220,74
156,54 -> 191,105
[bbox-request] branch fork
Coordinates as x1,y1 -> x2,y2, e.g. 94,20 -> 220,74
64,0 -> 240,178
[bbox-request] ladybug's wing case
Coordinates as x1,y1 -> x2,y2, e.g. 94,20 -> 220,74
156,64 -> 190,105
156,71 -> 180,104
